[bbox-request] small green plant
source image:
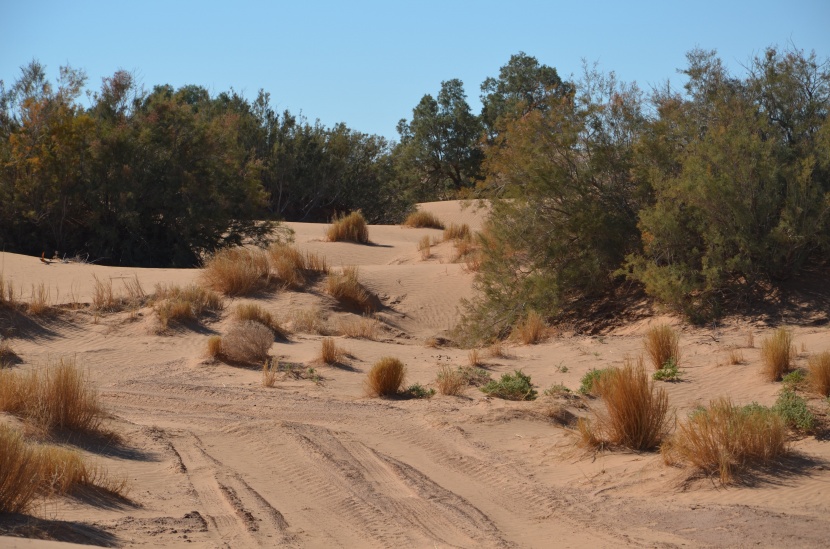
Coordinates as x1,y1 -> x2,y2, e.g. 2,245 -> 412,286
652,358 -> 682,382
480,370 -> 537,401
772,390 -> 816,432
781,369 -> 806,389
405,383 -> 435,399
544,383 -> 571,396
579,368 -> 612,395
555,362 -> 569,373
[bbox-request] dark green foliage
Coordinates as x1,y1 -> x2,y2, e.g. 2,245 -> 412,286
480,370 -> 537,401
773,390 -> 816,432
652,359 -> 682,382
404,383 -> 436,399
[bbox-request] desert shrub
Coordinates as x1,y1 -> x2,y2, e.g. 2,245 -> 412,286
512,310 -> 547,345
205,335 -> 223,359
579,368 -> 613,395
773,390 -> 816,432
443,223 -> 470,241
405,383 -> 435,399
662,398 -> 788,484
326,267 -> 374,312
319,337 -> 345,365
643,325 -> 680,370
760,328 -> 795,381
480,370 -> 537,401
201,247 -> 271,296
436,365 -> 466,396
781,369 -> 806,390
0,357 -> 104,434
365,357 -> 406,397
460,366 -> 492,386
336,315 -> 380,340
234,303 -> 282,335
153,284 -> 223,329
327,211 -> 369,243
652,358 -> 682,381
404,210 -> 444,229
418,235 -> 431,260
220,321 -> 274,364
807,351 -> 830,396
581,361 -> 671,451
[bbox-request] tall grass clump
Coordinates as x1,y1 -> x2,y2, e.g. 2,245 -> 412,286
436,365 -> 466,396
0,357 -> 104,435
511,310 -> 547,345
443,223 -> 470,241
326,267 -> 374,312
365,357 -> 406,397
418,235 -> 431,260
760,327 -> 795,381
220,321 -> 274,364
580,360 -> 671,451
234,303 -> 282,335
662,398 -> 788,484
267,244 -> 328,289
0,424 -> 42,512
807,351 -> 830,396
319,337 -> 345,365
201,247 -> 271,296
643,324 -> 680,370
153,284 -> 223,329
28,283 -> 51,316
403,210 -> 444,229
327,211 -> 369,243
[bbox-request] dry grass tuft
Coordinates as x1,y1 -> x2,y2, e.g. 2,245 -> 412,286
487,340 -> 508,358
580,358 -> 671,451
220,321 -> 274,364
0,357 -> 104,435
27,283 -> 52,316
319,337 -> 346,365
261,360 -> 278,388
662,398 -> 788,484
289,307 -> 327,334
365,357 -> 406,397
153,284 -> 223,330
643,324 -> 680,370
205,335 -> 223,360
418,235 -> 431,260
336,315 -> 380,340
327,211 -> 369,243
512,310 -> 547,345
443,223 -> 471,241
201,247 -> 271,296
403,210 -> 445,229
91,275 -> 118,312
234,303 -> 282,335
0,338 -> 16,367
436,365 -> 466,396
807,351 -> 830,396
326,266 -> 374,312
0,273 -> 18,308
760,327 -> 795,382
0,424 -> 42,512
746,330 -> 755,348
728,349 -> 744,365
266,244 -> 328,289
468,349 -> 482,367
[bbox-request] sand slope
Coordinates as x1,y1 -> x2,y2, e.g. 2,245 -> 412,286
1,201 -> 829,548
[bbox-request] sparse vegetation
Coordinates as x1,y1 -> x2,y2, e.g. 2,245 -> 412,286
327,211 -> 369,243
404,383 -> 435,399
403,210 -> 444,229
579,368 -> 612,395
436,365 -> 466,396
782,370 -> 806,390
289,307 -> 328,334
644,325 -> 680,370
319,337 -> 345,365
761,328 -> 795,382
205,335 -> 223,359
512,310 -> 546,345
326,266 -> 374,312
652,358 -> 682,382
262,360 -> 279,388
234,303 -> 282,335
544,383 -> 571,396
418,235 -> 431,260
468,348 -> 482,367
487,340 -> 507,358
807,351 -> 830,396
480,370 -> 537,401
728,349 -> 744,365
153,284 -> 223,330
220,321 -> 274,364
365,357 -> 406,397
201,247 -> 271,297
443,223 -> 470,241
27,283 -> 51,316
662,398 -> 788,484
773,390 -> 816,432
336,315 -> 380,340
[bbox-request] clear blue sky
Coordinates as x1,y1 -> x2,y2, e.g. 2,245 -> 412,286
2,0 -> 828,140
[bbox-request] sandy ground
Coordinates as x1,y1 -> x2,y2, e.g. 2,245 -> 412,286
1,200 -> 830,548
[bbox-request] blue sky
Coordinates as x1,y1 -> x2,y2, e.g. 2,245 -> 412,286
2,0 -> 828,140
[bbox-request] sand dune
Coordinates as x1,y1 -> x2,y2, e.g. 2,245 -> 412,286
2,201 -> 830,547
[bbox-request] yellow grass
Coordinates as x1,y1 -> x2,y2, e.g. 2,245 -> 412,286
91,274 -> 119,312
580,359 -> 671,451
807,351 -> 830,396
403,210 -> 445,229
662,398 -> 788,484
234,303 -> 282,335
0,424 -> 42,513
418,235 -> 431,260
205,335 -> 223,359
512,310 -> 547,345
221,321 -> 274,364
268,244 -> 307,289
0,272 -> 17,307
643,324 -> 680,370
443,223 -> 471,241
365,357 -> 406,397
436,365 -> 465,396
728,349 -> 744,365
760,327 -> 794,382
336,315 -> 380,340
319,337 -> 345,365
327,211 -> 369,243
326,266 -> 374,312
468,348 -> 482,367
487,340 -> 508,358
201,247 -> 271,296
28,283 -> 51,316
262,360 -> 279,388
153,284 -> 224,329
746,330 -> 755,348
289,307 -> 327,334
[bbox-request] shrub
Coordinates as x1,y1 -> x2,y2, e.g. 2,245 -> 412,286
652,358 -> 682,382
319,337 -> 345,365
201,247 -> 271,296
512,310 -> 547,345
436,365 -> 466,396
405,383 -> 435,399
643,324 -> 680,370
460,366 -> 492,386
403,210 -> 444,229
267,244 -> 328,288
326,267 -> 374,312
662,398 -> 788,484
807,351 -> 830,396
760,327 -> 795,381
234,303 -> 282,335
327,211 -> 369,243
0,357 -> 104,434
443,223 -> 471,241
365,357 -> 406,397
781,369 -> 806,390
480,370 -> 537,401
579,368 -> 613,395
220,321 -> 274,364
773,390 -> 816,432
581,360 -> 671,451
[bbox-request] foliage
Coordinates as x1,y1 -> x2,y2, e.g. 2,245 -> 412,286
404,383 -> 436,399
773,389 -> 816,432
220,321 -> 274,364
652,359 -> 682,381
579,368 -> 613,395
480,370 -> 537,401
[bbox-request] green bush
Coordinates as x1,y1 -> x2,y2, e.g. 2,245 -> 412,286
579,368 -> 613,395
480,370 -> 537,401
773,390 -> 816,432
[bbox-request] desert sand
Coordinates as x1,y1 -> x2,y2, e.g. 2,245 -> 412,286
1,200 -> 829,548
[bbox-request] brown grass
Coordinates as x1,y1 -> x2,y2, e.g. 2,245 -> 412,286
644,324 -> 680,370
760,327 -> 795,382
418,235 -> 431,260
234,303 -> 282,335
327,211 -> 369,243
403,210 -> 445,229
807,351 -> 830,396
267,244 -> 314,289
205,335 -> 223,359
468,349 -> 482,367
746,330 -> 755,348
728,349 -> 744,365
319,337 -> 346,365
487,340 -> 508,358
220,321 -> 274,364
662,398 -> 788,484
201,247 -> 271,296
28,283 -> 51,316
0,338 -> 16,367
326,266 -> 374,312
261,360 -> 278,388
0,424 -> 42,512
0,272 -> 18,308
580,359 -> 671,451
91,274 -> 119,312
289,307 -> 327,334
443,223 -> 471,241
512,310 -> 547,345
0,357 -> 104,435
335,315 -> 380,340
436,365 -> 466,396
365,357 -> 406,397
153,284 -> 224,330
